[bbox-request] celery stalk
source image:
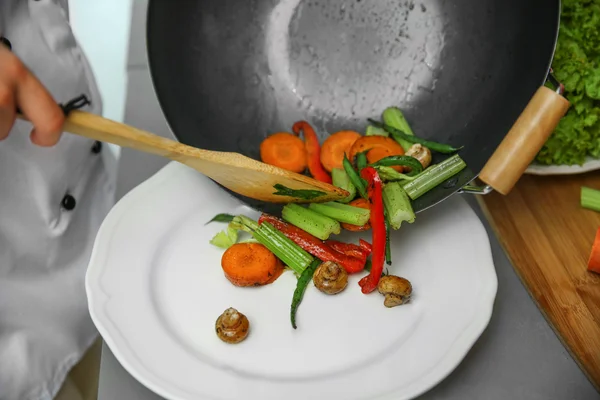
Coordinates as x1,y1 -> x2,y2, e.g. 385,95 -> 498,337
232,215 -> 313,275
403,154 -> 467,200
581,187 -> 600,212
308,202 -> 370,226
383,107 -> 414,151
382,182 -> 415,229
366,125 -> 389,137
331,168 -> 356,203
282,204 -> 341,240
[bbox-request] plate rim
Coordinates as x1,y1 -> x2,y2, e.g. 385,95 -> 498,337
86,161 -> 499,400
525,157 -> 600,176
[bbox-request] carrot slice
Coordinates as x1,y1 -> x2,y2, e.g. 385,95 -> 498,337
349,136 -> 406,172
341,198 -> 372,232
260,132 -> 307,173
320,130 -> 362,173
221,243 -> 285,286
587,227 -> 600,275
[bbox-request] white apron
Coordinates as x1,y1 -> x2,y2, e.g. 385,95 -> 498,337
0,1 -> 117,399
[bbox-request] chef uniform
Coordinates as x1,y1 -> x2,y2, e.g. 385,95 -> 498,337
0,1 -> 117,399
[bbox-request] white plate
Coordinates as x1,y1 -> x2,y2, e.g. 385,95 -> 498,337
525,157 -> 600,175
86,161 -> 498,400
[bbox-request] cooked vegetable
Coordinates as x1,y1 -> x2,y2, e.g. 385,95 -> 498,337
206,213 -> 236,225
282,203 -> 341,240
374,166 -> 418,182
581,186 -> 600,212
368,119 -> 463,154
259,214 -> 369,274
382,106 -> 414,151
340,198 -> 372,232
405,143 -> 432,169
370,155 -> 423,176
210,225 -> 239,249
349,136 -> 406,172
231,215 -> 314,275
215,307 -> 250,344
308,201 -> 371,226
326,239 -> 372,260
272,184 -> 327,201
293,121 -> 332,183
383,182 -> 415,229
343,155 -> 367,199
356,150 -> 368,171
320,130 -> 361,173
221,243 -> 285,287
260,132 -> 307,173
365,125 -> 388,137
357,167 -> 387,294
312,261 -> 348,295
331,168 -> 357,203
290,258 -> 321,329
535,0 -> 600,166
384,213 -> 392,265
377,275 -> 412,307
403,154 -> 467,200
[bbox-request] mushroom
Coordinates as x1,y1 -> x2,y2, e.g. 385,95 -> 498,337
377,275 -> 412,308
313,261 -> 348,295
215,307 -> 250,344
406,143 -> 432,169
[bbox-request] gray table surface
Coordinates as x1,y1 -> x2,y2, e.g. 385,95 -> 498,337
98,2 -> 599,399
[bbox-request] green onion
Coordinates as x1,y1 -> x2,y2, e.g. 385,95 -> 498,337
374,166 -> 418,182
308,202 -> 370,226
403,154 -> 467,200
382,182 -> 415,229
366,125 -> 389,137
343,154 -> 368,199
369,119 -> 463,154
331,168 -> 356,203
232,215 -> 313,275
282,204 -> 341,240
581,187 -> 600,212
382,106 -> 414,151
384,214 -> 392,265
290,258 -> 321,329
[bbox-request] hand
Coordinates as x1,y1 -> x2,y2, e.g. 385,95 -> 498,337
0,45 -> 65,146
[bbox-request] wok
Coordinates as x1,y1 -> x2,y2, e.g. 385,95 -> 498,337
146,0 -> 567,214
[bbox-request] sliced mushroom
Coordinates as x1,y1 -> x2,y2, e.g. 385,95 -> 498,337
215,307 -> 249,344
313,261 -> 348,295
406,143 -> 432,169
377,275 -> 412,308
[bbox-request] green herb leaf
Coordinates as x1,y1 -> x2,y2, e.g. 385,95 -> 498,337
205,213 -> 235,225
272,184 -> 326,200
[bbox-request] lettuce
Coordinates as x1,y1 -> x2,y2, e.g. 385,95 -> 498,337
535,0 -> 600,165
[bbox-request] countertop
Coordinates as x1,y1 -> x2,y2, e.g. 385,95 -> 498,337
97,1 -> 598,399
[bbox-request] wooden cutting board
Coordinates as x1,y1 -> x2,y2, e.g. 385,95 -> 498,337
477,171 -> 600,392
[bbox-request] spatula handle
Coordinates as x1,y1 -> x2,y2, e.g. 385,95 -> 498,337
20,110 -> 197,159
478,86 -> 570,195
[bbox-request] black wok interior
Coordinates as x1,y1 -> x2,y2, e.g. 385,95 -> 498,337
147,0 -> 559,212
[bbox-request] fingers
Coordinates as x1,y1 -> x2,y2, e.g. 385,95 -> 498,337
0,82 -> 16,141
0,46 -> 64,147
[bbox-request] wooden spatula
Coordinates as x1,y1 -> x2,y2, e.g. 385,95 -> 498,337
22,110 -> 349,203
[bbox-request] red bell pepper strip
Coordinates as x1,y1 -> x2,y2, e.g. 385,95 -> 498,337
292,121 -> 332,184
326,240 -> 371,259
258,214 -> 367,273
359,239 -> 372,253
358,166 -> 386,294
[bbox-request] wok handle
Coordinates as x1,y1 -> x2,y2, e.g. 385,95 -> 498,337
478,86 -> 570,195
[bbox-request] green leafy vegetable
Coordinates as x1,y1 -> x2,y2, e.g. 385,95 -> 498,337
272,184 -> 327,200
535,0 -> 600,165
206,213 -> 236,225
209,226 -> 239,249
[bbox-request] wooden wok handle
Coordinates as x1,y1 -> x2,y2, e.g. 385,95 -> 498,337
479,86 -> 570,195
